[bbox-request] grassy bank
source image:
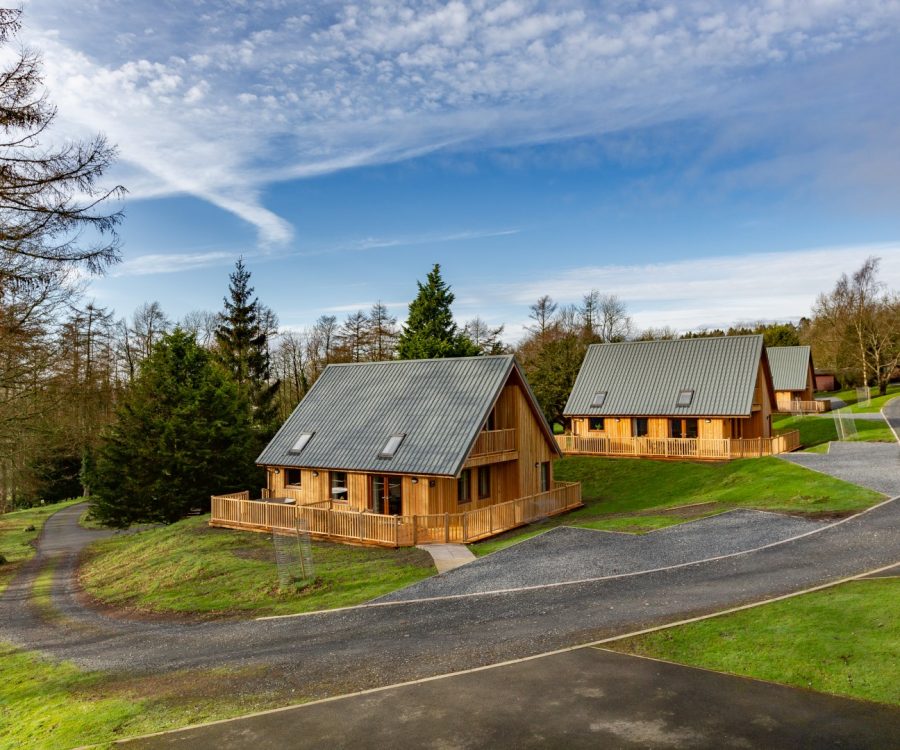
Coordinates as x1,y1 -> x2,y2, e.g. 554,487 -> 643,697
773,413 -> 896,450
0,642 -> 303,750
816,384 -> 900,413
80,515 -> 435,618
471,456 -> 883,555
609,577 -> 899,706
0,500 -> 82,593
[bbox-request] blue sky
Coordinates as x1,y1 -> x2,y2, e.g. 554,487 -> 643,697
24,0 -> 900,339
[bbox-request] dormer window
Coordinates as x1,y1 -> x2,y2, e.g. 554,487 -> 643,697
289,432 -> 314,454
378,434 -> 405,459
676,390 -> 694,407
590,391 -> 607,408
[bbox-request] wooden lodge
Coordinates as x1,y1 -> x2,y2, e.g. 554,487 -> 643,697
767,346 -> 828,413
210,355 -> 582,546
558,335 -> 800,460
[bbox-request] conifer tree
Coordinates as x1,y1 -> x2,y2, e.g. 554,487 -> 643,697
87,329 -> 257,526
215,259 -> 280,434
397,264 -> 479,359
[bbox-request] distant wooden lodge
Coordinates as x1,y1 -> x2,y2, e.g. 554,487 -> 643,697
211,355 -> 581,546
558,335 -> 800,460
767,346 -> 829,413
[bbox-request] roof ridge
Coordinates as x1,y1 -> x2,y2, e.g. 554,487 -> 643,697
324,354 -> 514,368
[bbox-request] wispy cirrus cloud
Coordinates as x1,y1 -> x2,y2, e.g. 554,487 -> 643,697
24,1 -> 900,243
112,250 -> 239,277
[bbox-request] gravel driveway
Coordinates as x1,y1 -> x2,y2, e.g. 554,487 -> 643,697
378,510 -> 824,602
780,441 -> 900,496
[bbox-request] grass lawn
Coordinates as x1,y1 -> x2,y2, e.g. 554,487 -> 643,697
773,413 -> 897,451
79,515 -> 435,618
815,383 -> 900,413
470,456 -> 883,556
0,500 -> 82,594
608,577 -> 900,706
0,642 -> 310,750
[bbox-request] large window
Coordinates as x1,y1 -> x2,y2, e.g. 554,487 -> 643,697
633,417 -> 649,437
457,469 -> 472,504
477,466 -> 491,500
284,468 -> 302,487
331,471 -> 348,503
540,462 -> 551,492
588,417 -> 605,432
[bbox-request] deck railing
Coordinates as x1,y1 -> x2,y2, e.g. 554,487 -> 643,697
555,430 -> 801,459
785,400 -> 830,414
470,428 -> 517,456
209,480 -> 582,547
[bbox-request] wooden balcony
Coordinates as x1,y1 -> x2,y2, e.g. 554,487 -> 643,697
555,430 -> 801,460
777,399 -> 830,414
464,428 -> 517,467
209,481 -> 582,548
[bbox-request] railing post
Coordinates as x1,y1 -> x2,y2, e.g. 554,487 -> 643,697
462,512 -> 468,543
444,513 -> 450,543
412,515 -> 418,546
489,506 -> 494,534
326,508 -> 332,538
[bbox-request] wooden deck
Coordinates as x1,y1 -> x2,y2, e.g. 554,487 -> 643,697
555,430 -> 801,459
210,481 -> 582,547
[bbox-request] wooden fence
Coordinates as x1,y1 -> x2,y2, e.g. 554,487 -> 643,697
786,400 -> 830,414
471,428 -> 517,455
555,430 -> 801,459
210,481 -> 582,547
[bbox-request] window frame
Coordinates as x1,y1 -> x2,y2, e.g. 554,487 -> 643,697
588,416 -> 605,432
284,468 -> 302,487
330,471 -> 349,504
539,461 -> 551,493
633,417 -> 649,437
378,433 -> 406,460
457,468 -> 472,504
477,465 -> 491,500
288,432 -> 314,454
590,391 -> 607,408
676,389 -> 694,408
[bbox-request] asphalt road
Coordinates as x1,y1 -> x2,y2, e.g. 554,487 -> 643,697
121,647 -> 900,749
1,498 -> 897,707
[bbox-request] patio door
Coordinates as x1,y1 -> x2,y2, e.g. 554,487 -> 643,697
371,475 -> 403,515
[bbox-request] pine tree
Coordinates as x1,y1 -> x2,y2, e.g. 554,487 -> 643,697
397,264 -> 479,359
215,259 -> 280,434
87,330 -> 257,526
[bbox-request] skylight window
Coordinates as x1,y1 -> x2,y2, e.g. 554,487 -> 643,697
676,390 -> 694,407
590,391 -> 607,408
378,434 -> 406,459
288,432 -> 314,454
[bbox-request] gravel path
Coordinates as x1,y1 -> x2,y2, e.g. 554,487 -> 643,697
0,498 -> 896,705
378,510 -> 824,602
780,442 -> 900,496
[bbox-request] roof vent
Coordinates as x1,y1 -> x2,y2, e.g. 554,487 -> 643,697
590,391 -> 607,408
676,390 -> 694,407
378,434 -> 406,459
288,432 -> 314,454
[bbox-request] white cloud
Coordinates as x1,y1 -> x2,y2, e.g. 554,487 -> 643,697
23,1 -> 900,243
113,250 -> 238,276
485,242 -> 900,339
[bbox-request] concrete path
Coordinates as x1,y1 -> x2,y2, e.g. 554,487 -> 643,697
0,497 -> 897,707
417,543 -> 476,573
120,647 -> 900,749
381,510 -> 824,602
780,442 -> 900,496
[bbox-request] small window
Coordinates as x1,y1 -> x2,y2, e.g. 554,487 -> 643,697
331,471 -> 348,503
284,468 -> 302,487
590,391 -> 607,408
378,433 -> 405,459
540,462 -> 551,493
588,417 -> 605,432
685,418 -> 698,439
457,468 -> 472,504
633,417 -> 649,437
289,432 -> 314,454
676,390 -> 694,407
477,466 -> 491,499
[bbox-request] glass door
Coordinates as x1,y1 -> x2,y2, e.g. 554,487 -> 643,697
371,475 -> 403,515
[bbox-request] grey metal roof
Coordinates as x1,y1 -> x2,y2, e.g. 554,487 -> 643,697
766,346 -> 812,391
564,335 -> 765,417
257,355 -> 555,477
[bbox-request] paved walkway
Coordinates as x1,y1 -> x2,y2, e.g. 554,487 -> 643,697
884,396 -> 900,441
417,543 -> 476,573
780,442 -> 900,497
121,647 -> 900,749
381,510 -> 823,602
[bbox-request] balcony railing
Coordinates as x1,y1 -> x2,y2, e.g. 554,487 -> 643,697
209,481 -> 582,547
555,430 -> 801,459
470,428 -> 517,456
